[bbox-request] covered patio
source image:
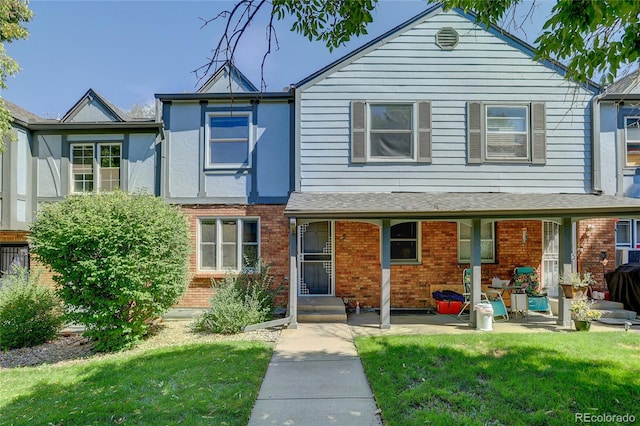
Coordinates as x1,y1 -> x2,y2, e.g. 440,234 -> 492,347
284,191 -> 640,330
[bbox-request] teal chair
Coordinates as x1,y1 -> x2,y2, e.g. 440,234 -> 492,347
513,267 -> 552,315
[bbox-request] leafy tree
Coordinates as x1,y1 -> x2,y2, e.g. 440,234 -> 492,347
0,0 -> 33,150
203,0 -> 639,86
29,191 -> 191,352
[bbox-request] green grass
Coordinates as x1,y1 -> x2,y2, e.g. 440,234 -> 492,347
0,341 -> 273,425
356,332 -> 640,426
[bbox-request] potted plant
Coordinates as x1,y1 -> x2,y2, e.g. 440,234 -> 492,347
570,299 -> 602,331
559,271 -> 595,299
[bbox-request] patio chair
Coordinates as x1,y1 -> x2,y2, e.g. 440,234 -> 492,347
513,266 -> 552,315
458,268 -> 491,317
485,289 -> 509,321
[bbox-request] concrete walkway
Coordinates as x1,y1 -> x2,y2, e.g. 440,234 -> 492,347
248,323 -> 382,425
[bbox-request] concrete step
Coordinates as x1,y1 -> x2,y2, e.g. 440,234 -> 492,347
594,308 -> 638,320
298,297 -> 347,323
590,300 -> 625,310
297,310 -> 347,323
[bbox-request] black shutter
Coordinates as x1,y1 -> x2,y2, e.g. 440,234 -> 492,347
417,101 -> 432,163
467,101 -> 483,164
531,102 -> 546,164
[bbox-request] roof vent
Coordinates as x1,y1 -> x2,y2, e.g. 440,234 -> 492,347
436,27 -> 458,50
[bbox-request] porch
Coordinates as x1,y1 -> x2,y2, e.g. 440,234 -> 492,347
347,309 -> 639,337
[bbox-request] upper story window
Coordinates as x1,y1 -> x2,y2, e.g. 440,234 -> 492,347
486,105 -> 529,160
199,217 -> 259,272
206,114 -> 251,169
625,117 -> 640,167
458,222 -> 495,263
351,101 -> 432,164
391,221 -> 420,264
467,101 -> 546,164
71,143 -> 121,193
615,219 -> 640,248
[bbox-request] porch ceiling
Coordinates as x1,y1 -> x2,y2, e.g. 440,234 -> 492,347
284,192 -> 640,220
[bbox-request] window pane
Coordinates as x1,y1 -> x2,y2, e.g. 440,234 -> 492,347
481,241 -> 494,260
481,222 -> 493,239
100,145 -> 121,168
391,241 -> 416,260
222,244 -> 237,269
459,223 -> 471,239
487,133 -> 527,158
459,241 -> 471,261
222,220 -> 237,242
370,104 -> 412,130
487,107 -> 526,132
243,221 -> 258,243
370,133 -> 413,158
210,141 -> 249,164
626,118 -> 640,166
616,221 -> 631,246
210,116 -> 249,139
242,244 -> 258,266
201,221 -> 216,243
100,168 -> 120,191
391,222 -> 416,238
200,244 -> 216,269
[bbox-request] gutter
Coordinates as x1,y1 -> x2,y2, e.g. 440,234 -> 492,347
592,91 -> 604,194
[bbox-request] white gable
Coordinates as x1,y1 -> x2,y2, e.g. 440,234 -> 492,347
198,63 -> 258,93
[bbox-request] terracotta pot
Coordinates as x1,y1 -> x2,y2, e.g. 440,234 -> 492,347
574,320 -> 591,331
561,284 -> 574,298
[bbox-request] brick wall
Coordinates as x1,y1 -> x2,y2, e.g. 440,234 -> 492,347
177,204 -> 290,308
334,220 -> 543,310
576,218 -> 616,289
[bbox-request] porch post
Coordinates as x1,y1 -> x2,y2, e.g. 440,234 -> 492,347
557,217 -> 573,327
288,217 -> 298,329
470,218 -> 482,328
380,219 -> 391,329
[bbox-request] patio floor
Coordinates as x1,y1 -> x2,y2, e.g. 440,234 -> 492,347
347,310 -> 640,337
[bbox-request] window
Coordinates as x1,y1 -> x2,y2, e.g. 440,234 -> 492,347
486,105 -> 529,160
0,244 -> 29,276
467,102 -> 545,164
71,143 -> 121,193
625,117 -> 640,167
207,114 -> 251,168
370,104 -> 414,159
350,101 -> 432,164
391,221 -> 420,263
616,219 -> 634,248
199,218 -> 259,271
458,222 -> 495,263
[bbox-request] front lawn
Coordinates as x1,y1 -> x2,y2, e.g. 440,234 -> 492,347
0,341 -> 273,425
356,332 -> 640,426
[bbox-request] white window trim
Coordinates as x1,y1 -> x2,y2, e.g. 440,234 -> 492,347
198,217 -> 261,272
205,112 -> 253,170
366,102 -> 418,162
457,222 -> 496,263
485,104 -> 530,162
390,220 -> 421,264
615,219 -> 634,248
70,142 -> 122,194
625,116 -> 640,167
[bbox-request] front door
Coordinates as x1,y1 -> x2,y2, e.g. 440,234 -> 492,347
542,221 -> 560,296
298,221 -> 333,296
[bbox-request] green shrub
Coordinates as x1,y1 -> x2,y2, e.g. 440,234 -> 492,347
29,191 -> 191,352
0,267 -> 64,350
195,260 -> 283,334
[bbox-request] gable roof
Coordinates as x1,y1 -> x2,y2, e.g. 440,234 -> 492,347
295,3 -> 600,93
601,68 -> 640,100
197,61 -> 258,93
61,88 -> 127,123
2,99 -> 46,126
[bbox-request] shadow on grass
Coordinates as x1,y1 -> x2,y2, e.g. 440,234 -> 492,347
356,332 -> 640,426
1,342 -> 272,426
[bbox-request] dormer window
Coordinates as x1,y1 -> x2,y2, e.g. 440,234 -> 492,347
625,117 -> 640,167
206,113 -> 252,169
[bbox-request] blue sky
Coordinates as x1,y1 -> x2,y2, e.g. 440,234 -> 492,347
4,0 -> 552,118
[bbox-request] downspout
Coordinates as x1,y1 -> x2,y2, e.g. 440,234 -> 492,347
591,92 -> 604,194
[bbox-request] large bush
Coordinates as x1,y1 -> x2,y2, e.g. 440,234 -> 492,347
29,191 -> 191,351
195,261 -> 283,334
0,267 -> 64,350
